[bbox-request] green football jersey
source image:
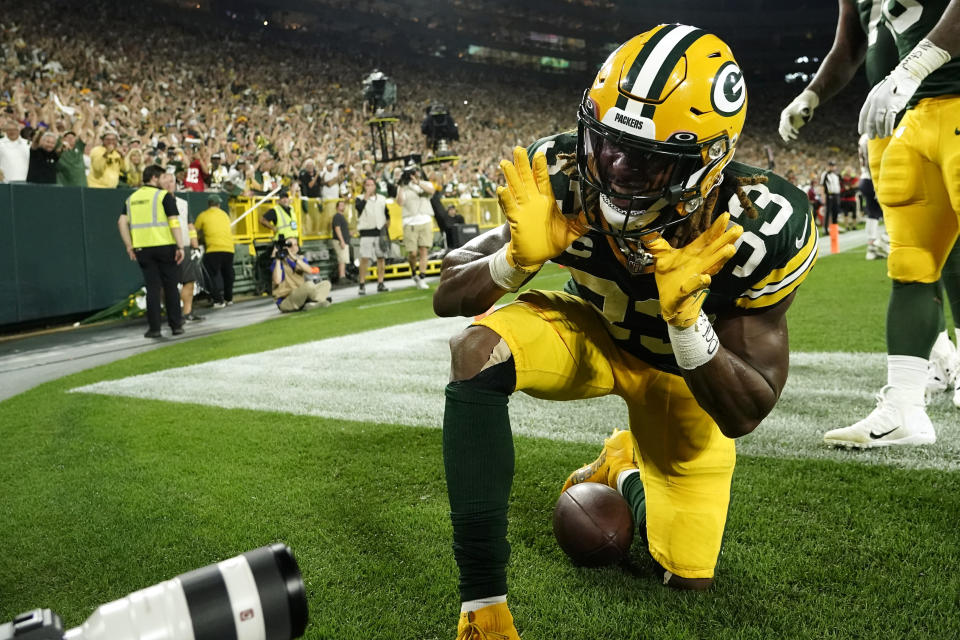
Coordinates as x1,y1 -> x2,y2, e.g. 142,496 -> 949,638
856,0 -> 902,86
861,0 -> 960,104
528,131 -> 818,374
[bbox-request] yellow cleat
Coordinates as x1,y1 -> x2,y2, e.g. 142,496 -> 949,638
456,602 -> 520,640
561,428 -> 639,494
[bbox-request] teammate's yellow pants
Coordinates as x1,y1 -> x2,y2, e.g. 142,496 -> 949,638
875,96 -> 960,283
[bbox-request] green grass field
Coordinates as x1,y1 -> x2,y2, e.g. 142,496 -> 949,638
1,249 -> 959,640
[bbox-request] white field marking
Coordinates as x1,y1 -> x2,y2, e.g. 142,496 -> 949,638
357,297 -> 427,310
71,317 -> 960,472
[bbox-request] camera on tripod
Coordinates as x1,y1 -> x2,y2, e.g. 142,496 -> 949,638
1,544 -> 308,640
362,70 -> 396,114
421,103 -> 459,155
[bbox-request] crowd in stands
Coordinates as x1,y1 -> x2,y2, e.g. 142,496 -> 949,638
1,0 -> 863,210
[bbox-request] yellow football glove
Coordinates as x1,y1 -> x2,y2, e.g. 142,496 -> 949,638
497,147 -> 588,271
642,212 -> 743,328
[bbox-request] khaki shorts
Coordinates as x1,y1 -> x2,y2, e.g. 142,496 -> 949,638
359,235 -> 387,260
403,221 -> 433,254
331,239 -> 350,264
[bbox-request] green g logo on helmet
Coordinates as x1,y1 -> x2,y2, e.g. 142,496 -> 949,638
711,62 -> 745,117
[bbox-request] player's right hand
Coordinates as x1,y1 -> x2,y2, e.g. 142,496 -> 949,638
778,89 -> 819,142
497,147 -> 587,270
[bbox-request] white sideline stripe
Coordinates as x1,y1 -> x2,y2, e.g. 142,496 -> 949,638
71,317 -> 960,472
357,297 -> 425,309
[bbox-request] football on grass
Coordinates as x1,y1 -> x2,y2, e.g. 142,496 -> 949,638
553,483 -> 634,567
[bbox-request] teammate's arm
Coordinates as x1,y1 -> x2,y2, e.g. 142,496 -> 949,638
684,293 -> 795,439
780,0 -> 866,141
807,0 -> 868,101
926,0 -> 960,54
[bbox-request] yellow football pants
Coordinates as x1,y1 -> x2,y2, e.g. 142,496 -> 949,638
876,96 -> 960,283
474,290 -> 735,579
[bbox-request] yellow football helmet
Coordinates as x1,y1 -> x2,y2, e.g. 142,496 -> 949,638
577,24 -> 747,240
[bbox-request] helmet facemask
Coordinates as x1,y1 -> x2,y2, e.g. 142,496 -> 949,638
577,90 -> 732,251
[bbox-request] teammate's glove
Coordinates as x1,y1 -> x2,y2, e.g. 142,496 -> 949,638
642,212 -> 743,329
778,89 -> 819,142
497,146 -> 588,271
859,38 -> 950,139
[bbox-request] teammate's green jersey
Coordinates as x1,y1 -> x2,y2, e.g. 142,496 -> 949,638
856,0 -> 902,86
858,0 -> 960,104
527,131 -> 818,374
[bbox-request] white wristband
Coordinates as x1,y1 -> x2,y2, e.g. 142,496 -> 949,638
899,38 -> 951,82
488,244 -> 539,292
667,311 -> 720,370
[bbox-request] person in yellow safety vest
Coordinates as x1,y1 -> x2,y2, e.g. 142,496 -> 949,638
117,164 -> 185,338
259,189 -> 298,242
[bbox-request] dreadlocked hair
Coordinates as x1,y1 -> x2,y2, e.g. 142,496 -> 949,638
557,149 -> 768,248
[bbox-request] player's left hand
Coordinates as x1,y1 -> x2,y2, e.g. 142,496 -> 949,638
642,212 -> 742,328
858,66 -> 919,139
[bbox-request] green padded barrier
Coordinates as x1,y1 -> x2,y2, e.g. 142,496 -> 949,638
12,184 -> 91,320
0,185 -> 18,325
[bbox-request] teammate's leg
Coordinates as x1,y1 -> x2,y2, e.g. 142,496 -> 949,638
826,117 -> 957,447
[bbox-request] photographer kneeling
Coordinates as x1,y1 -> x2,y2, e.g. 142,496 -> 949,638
271,236 -> 332,313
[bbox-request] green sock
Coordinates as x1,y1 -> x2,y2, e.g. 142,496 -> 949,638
887,281 -> 941,358
443,381 -> 514,602
939,240 -> 960,323
619,471 -> 647,543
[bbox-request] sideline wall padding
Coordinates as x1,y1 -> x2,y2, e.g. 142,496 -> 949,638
0,184 -> 207,327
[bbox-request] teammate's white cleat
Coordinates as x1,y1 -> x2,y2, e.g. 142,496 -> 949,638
925,332 -> 958,398
926,359 -> 951,395
824,386 -> 936,448
953,373 -> 960,409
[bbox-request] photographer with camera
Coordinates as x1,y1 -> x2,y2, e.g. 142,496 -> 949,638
395,164 -> 435,290
355,177 -> 390,295
271,235 -> 332,313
